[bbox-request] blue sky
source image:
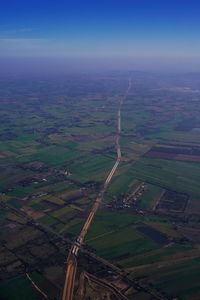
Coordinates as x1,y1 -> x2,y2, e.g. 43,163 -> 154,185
0,0 -> 200,60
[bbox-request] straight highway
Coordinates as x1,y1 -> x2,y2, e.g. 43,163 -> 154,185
62,78 -> 132,300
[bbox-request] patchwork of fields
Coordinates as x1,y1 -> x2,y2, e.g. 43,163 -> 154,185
1,72 -> 200,299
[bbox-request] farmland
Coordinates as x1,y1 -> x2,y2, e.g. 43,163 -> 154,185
1,72 -> 200,299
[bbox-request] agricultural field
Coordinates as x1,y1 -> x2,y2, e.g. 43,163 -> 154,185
1,72 -> 200,299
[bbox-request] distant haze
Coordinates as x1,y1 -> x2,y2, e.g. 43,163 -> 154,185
1,56 -> 200,77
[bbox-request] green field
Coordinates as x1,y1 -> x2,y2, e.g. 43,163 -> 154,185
0,273 -> 44,300
1,73 -> 200,300
129,157 -> 200,197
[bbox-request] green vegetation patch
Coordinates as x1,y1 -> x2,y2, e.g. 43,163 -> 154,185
30,145 -> 82,167
39,214 -> 57,226
129,157 -> 200,197
70,154 -> 115,182
107,170 -> 139,197
89,225 -> 158,263
139,184 -> 162,210
153,257 -> 200,300
0,274 -> 43,300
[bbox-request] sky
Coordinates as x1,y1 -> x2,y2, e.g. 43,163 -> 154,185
0,0 -> 200,71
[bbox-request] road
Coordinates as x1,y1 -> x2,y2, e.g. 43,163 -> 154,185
62,254 -> 77,300
26,273 -> 48,299
62,78 -> 132,300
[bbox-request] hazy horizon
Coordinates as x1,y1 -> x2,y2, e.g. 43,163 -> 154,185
1,56 -> 200,76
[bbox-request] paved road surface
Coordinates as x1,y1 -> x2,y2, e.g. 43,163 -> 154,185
62,253 -> 77,300
62,79 -> 132,300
